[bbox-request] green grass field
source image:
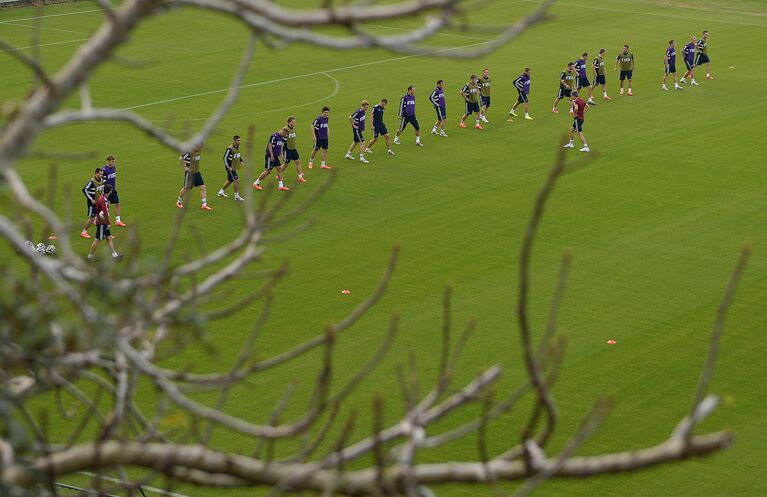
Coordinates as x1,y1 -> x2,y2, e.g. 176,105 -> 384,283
2,0 -> 767,495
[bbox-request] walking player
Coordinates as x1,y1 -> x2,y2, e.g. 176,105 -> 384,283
365,99 -> 395,155
593,48 -> 611,100
509,68 -> 533,121
308,107 -> 331,169
283,117 -> 306,182
345,101 -> 370,163
459,75 -> 483,129
394,85 -> 423,146
176,143 -> 211,210
478,68 -> 491,123
102,155 -> 126,226
218,135 -> 245,201
680,36 -> 698,86
615,44 -> 635,96
563,91 -> 590,152
253,128 -> 290,191
695,30 -> 713,80
87,184 -> 123,262
662,40 -> 682,91
429,80 -> 448,137
81,168 -> 104,239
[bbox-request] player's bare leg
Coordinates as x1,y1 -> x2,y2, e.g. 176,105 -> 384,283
414,129 -> 423,146
253,168 -> 271,190
81,216 -> 95,238
459,113 -> 469,127
176,187 -> 187,208
473,112 -> 483,130
320,148 -> 330,169
198,185 -> 211,210
277,169 -> 290,191
627,79 -> 633,95
383,134 -> 395,155
551,97 -> 561,114
87,238 -> 100,259
294,160 -> 306,182
218,179 -> 232,197
365,136 -> 378,152
706,62 -> 713,79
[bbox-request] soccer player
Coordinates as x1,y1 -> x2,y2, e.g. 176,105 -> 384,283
563,91 -> 590,152
308,107 -> 331,169
429,80 -> 448,137
575,52 -> 597,105
615,44 -> 635,95
253,128 -> 290,191
394,85 -> 423,146
102,155 -> 126,226
593,48 -> 611,100
509,68 -> 533,121
365,99 -> 395,155
176,143 -> 211,210
81,168 -> 104,239
345,100 -> 370,163
459,75 -> 483,129
662,40 -> 682,91
479,68 -> 491,123
87,184 -> 123,262
552,62 -> 577,114
696,30 -> 713,80
283,117 -> 306,182
680,36 -> 698,85
217,135 -> 245,201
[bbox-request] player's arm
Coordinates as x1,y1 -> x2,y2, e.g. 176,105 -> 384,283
267,142 -> 275,161
223,148 -> 233,170
348,113 -> 357,129
615,55 -> 620,69
459,86 -> 468,101
310,121 -> 318,142
179,154 -> 191,171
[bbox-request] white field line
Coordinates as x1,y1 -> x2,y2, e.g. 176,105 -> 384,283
1,21 -> 90,35
78,472 -> 191,497
0,38 -> 89,52
518,0 -> 767,27
121,40 -> 490,112
175,71 -> 342,122
360,23 -> 490,41
0,8 -> 106,24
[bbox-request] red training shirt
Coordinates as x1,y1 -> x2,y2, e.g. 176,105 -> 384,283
95,195 -> 110,226
573,98 -> 587,120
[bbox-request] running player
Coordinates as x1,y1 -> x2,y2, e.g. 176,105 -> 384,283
459,75 -> 483,129
176,143 -> 211,210
593,48 -> 611,100
81,168 -> 104,239
479,68 -> 491,123
615,44 -> 635,95
680,36 -> 698,85
308,107 -> 331,169
102,155 -> 126,226
563,91 -> 590,152
429,80 -> 448,137
365,99 -> 395,155
662,40 -> 682,91
575,52 -> 597,105
283,117 -> 306,182
87,184 -> 123,261
696,30 -> 713,80
508,68 -> 533,121
552,62 -> 577,114
345,100 -> 370,163
394,85 -> 423,146
253,128 -> 290,191
217,135 -> 245,201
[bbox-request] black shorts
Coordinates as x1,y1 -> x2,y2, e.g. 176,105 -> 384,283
96,224 -> 112,240
577,76 -> 590,89
572,118 -> 584,133
594,74 -> 606,85
464,101 -> 480,114
619,70 -> 633,81
665,63 -> 677,74
695,53 -> 710,66
314,138 -> 329,150
264,156 -> 281,170
434,106 -> 446,120
480,95 -> 490,108
399,115 -> 420,131
685,60 -> 694,71
107,189 -> 120,204
517,92 -> 529,103
226,167 -> 239,182
285,148 -> 300,163
86,200 -> 96,218
373,125 -> 388,138
557,87 -> 572,99
183,171 -> 204,189
352,128 -> 364,143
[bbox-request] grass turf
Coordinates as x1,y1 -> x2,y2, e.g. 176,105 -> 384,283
2,0 -> 767,496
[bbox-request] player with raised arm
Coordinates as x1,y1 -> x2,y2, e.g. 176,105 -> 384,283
696,30 -> 713,80
394,85 -> 423,146
479,68 -> 492,123
680,36 -> 698,86
345,100 -> 370,163
87,184 -> 122,262
615,44 -> 635,95
429,80 -> 448,137
102,155 -> 126,226
81,168 -> 104,239
217,135 -> 245,201
662,40 -> 682,91
593,48 -> 611,100
508,68 -> 533,121
365,99 -> 395,155
176,143 -> 211,210
552,62 -> 577,114
283,117 -> 306,182
563,91 -> 590,152
459,75 -> 483,130
575,52 -> 597,105
253,128 -> 290,191
308,107 -> 331,169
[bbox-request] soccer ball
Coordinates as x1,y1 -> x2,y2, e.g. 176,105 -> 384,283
35,243 -> 46,255
24,240 -> 35,252
45,245 -> 57,255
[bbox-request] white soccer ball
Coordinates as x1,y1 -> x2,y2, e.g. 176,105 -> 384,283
24,240 -> 35,252
36,243 -> 46,255
45,245 -> 57,255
